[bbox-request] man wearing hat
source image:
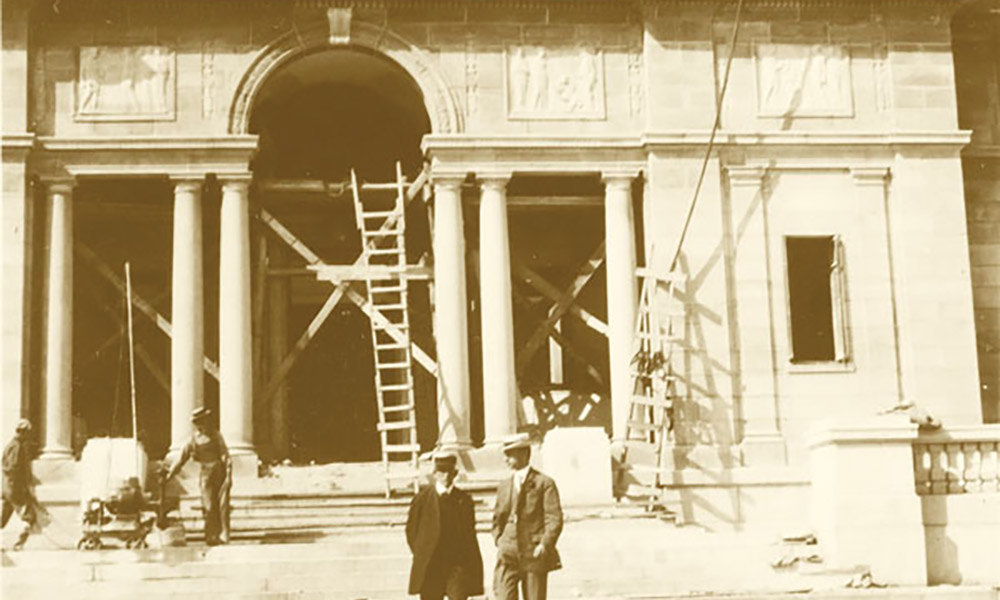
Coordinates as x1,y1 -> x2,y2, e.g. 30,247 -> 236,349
405,449 -> 484,599
492,433 -> 563,600
165,407 -> 232,545
2,419 -> 38,550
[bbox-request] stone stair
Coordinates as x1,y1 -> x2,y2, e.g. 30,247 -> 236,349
3,518 -> 875,600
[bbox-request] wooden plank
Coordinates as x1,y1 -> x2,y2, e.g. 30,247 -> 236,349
260,286 -> 346,405
513,262 -> 608,337
77,244 -> 220,381
515,242 -> 606,376
309,264 -> 433,281
259,208 -> 438,379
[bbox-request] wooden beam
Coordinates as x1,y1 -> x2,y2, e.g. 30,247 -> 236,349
88,288 -> 170,364
260,285 -> 346,405
511,282 -> 604,387
76,244 -> 220,381
309,264 -> 433,282
259,208 -> 438,379
515,242 -> 606,376
513,262 -> 608,337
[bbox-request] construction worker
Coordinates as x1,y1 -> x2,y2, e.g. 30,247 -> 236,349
492,433 -> 564,600
165,407 -> 232,545
2,419 -> 38,550
406,449 -> 484,600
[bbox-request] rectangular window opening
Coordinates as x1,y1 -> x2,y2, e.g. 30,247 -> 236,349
785,235 -> 849,364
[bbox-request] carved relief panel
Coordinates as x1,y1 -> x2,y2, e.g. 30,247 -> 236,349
505,45 -> 605,120
755,44 -> 853,118
76,46 -> 176,121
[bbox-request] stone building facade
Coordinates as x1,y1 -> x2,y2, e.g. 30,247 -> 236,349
2,0 -> 998,533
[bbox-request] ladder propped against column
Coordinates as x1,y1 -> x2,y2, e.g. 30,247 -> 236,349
622,266 -> 684,503
352,163 -> 421,497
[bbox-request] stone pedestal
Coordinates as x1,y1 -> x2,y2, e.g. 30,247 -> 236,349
808,417 -> 926,585
540,427 -> 613,506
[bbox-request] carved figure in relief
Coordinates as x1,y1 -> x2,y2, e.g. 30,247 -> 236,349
510,47 -> 529,110
525,48 -> 548,110
757,44 -> 850,117
77,46 -> 174,118
573,50 -> 597,110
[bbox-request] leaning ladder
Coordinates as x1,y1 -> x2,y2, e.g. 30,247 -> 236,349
351,162 -> 421,497
623,267 -> 684,496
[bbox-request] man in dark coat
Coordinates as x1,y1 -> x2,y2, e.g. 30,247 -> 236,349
2,419 -> 38,550
406,449 -> 484,600
492,433 -> 563,600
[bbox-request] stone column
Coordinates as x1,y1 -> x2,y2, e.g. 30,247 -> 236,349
432,178 -> 472,449
219,176 -> 256,473
478,175 -> 517,442
1,135 -> 33,444
603,174 -> 639,441
170,178 -> 204,453
40,179 -> 74,459
726,167 -> 784,465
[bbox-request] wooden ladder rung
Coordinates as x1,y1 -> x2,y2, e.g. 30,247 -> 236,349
377,420 -> 416,432
367,247 -> 402,255
371,285 -> 405,293
631,396 -> 673,408
374,322 -> 409,331
385,443 -> 421,453
382,403 -> 415,413
363,230 -> 402,238
375,341 -> 408,350
380,383 -> 413,392
378,362 -> 411,370
628,420 -> 664,432
363,211 -> 400,219
376,303 -> 407,310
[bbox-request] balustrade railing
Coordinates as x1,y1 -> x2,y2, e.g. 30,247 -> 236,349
913,427 -> 1000,495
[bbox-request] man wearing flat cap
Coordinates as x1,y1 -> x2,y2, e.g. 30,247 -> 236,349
165,407 -> 232,545
2,420 -> 38,550
406,449 -> 484,599
492,433 -> 563,600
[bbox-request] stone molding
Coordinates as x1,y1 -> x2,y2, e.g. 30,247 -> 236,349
808,416 -> 920,448
2,133 -> 35,163
849,166 -> 891,186
229,19 -> 461,135
32,135 -> 258,179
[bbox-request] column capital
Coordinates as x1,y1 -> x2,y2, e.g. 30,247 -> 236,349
39,176 -> 76,195
219,173 -> 253,189
850,166 -> 891,187
726,166 -> 767,187
477,171 -> 512,190
170,176 -> 204,194
601,169 -> 639,188
432,176 -> 466,193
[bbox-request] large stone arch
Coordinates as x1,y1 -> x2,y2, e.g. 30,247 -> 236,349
229,19 -> 462,135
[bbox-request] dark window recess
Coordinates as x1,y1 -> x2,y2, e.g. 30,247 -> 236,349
786,236 -> 847,363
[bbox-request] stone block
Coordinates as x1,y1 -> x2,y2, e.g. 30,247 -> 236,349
539,427 -> 613,506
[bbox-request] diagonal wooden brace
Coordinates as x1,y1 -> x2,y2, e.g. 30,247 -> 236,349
77,244 -> 220,381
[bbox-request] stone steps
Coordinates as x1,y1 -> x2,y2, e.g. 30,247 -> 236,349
3,520 -> 873,600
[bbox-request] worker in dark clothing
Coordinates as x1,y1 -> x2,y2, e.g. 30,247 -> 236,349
406,449 -> 484,600
165,407 -> 232,545
2,419 -> 38,551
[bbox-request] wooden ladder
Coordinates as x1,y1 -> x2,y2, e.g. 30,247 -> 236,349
351,162 -> 421,497
623,267 -> 684,498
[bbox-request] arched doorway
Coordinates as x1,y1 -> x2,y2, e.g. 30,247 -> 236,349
248,47 -> 434,463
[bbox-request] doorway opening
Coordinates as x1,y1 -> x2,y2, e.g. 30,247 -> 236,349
249,47 -> 434,463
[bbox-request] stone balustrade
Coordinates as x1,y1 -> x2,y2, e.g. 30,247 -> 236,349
913,426 -> 1000,495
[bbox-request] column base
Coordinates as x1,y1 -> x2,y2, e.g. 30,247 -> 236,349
229,449 -> 259,481
32,453 -> 79,485
740,433 -> 788,467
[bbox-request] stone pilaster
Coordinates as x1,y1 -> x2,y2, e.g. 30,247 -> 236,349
726,166 -> 785,466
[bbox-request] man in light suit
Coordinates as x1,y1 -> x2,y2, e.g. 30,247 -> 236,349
492,433 -> 563,600
406,449 -> 484,600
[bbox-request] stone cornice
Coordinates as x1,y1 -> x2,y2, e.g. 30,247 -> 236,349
33,135 -> 259,179
424,130 -> 972,175
2,133 -> 35,163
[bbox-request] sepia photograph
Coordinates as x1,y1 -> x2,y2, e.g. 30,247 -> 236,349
1,0 -> 998,598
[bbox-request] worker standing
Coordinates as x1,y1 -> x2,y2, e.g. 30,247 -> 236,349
165,408 -> 232,545
2,419 -> 38,551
